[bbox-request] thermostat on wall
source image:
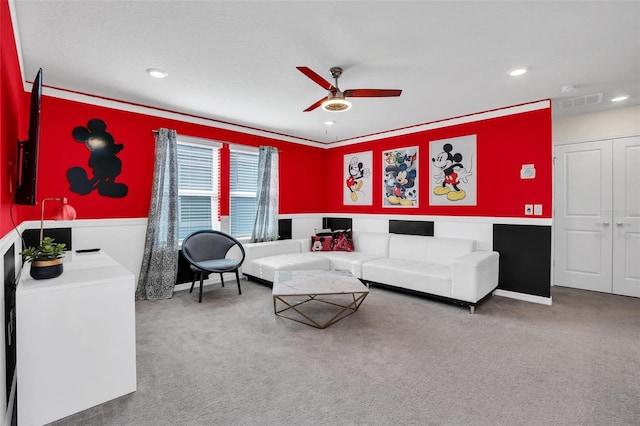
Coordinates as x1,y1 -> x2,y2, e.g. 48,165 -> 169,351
520,164 -> 536,179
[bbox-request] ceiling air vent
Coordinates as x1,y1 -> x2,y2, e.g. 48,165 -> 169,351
558,92 -> 603,110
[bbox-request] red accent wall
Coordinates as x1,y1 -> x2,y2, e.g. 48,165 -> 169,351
16,96 -> 327,221
0,0 -> 27,236
325,107 -> 552,218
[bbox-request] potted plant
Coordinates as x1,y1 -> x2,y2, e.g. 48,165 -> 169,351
21,237 -> 67,280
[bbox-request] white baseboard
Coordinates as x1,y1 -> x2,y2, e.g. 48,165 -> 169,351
493,289 -> 553,306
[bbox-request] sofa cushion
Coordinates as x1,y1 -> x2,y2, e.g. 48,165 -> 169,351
241,239 -> 305,278
425,237 -> 476,266
362,258 -> 452,298
353,232 -> 390,257
388,234 -> 476,265
248,253 -> 331,283
388,234 -> 430,262
312,251 -> 384,279
244,239 -> 302,258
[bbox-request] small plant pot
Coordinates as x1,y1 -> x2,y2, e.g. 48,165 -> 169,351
30,258 -> 64,280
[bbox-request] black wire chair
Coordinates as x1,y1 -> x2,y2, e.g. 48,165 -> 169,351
181,230 -> 246,303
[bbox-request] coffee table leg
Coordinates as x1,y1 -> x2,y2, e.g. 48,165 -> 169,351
321,292 -> 368,328
274,295 -> 325,328
273,292 -> 368,329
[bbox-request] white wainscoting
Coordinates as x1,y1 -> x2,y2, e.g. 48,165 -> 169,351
7,214 -> 553,298
288,215 -> 323,239
434,221 -> 494,251
352,217 -> 390,233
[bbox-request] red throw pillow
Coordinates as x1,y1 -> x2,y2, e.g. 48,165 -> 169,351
331,230 -> 354,252
310,235 -> 333,252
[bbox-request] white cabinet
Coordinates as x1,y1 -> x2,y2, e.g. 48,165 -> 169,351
16,251 -> 136,425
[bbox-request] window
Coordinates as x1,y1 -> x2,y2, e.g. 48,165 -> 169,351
229,148 -> 259,238
176,139 -> 257,241
177,140 -> 220,241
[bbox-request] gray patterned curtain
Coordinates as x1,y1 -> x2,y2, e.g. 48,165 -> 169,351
136,128 -> 178,300
250,146 -> 279,242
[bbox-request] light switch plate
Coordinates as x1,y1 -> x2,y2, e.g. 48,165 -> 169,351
534,204 -> 542,215
525,204 -> 533,215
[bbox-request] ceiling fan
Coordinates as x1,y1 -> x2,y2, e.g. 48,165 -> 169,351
296,66 -> 402,112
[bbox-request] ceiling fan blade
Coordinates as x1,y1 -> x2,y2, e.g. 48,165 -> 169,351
297,66 -> 336,91
303,97 -> 327,112
343,89 -> 402,98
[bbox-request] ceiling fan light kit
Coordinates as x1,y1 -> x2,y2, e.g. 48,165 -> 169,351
322,93 -> 351,112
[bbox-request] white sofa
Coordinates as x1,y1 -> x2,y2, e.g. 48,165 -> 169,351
241,232 -> 499,313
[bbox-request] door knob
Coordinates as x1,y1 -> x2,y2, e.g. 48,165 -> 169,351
596,222 -> 610,226
616,222 -> 630,227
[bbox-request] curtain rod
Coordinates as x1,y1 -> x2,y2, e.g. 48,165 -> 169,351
151,129 -> 282,151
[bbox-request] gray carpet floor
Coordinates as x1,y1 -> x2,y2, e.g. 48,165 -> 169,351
52,281 -> 640,426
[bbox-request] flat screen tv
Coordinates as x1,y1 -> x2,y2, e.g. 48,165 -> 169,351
15,68 -> 43,205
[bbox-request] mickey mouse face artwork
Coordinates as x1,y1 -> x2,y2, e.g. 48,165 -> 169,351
67,118 -> 128,198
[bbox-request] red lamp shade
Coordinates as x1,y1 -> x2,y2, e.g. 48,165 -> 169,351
52,198 -> 77,220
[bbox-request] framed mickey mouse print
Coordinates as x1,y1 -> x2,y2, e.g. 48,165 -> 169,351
344,151 -> 373,205
382,146 -> 418,207
429,135 -> 477,206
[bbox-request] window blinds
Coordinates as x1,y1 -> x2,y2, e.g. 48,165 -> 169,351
177,143 -> 220,240
230,149 -> 258,237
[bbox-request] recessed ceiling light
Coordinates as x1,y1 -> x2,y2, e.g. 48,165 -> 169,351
146,68 -> 168,78
324,120 -> 336,126
611,96 -> 628,102
509,68 -> 527,77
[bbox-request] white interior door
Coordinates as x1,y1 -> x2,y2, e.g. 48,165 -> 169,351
612,137 -> 640,297
554,136 -> 640,296
554,141 -> 613,293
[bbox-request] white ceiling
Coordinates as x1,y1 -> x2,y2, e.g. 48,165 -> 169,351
11,0 -> 640,145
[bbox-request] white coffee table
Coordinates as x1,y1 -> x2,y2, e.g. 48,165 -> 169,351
272,270 -> 369,329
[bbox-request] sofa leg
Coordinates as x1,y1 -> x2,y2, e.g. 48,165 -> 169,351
469,305 -> 475,314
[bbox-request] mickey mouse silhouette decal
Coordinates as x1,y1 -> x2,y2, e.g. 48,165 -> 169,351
67,118 -> 128,198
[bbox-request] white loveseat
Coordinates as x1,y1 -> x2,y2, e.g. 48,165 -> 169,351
241,232 -> 499,313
